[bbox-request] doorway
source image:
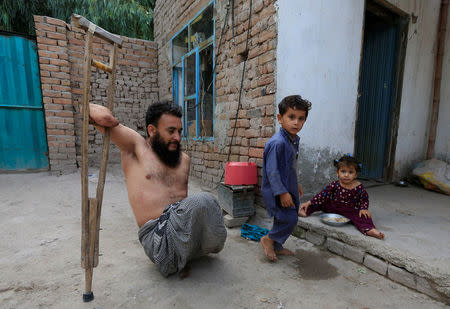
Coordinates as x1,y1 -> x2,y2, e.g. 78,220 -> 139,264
355,1 -> 408,180
0,32 -> 49,171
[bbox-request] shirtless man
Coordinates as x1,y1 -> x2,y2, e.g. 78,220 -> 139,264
89,102 -> 227,277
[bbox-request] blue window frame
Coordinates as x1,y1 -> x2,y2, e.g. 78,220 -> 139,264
171,1 -> 215,140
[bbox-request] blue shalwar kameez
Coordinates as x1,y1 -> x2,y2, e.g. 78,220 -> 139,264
261,128 -> 300,251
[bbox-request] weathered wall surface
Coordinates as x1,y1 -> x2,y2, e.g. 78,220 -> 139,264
276,0 -> 364,194
154,0 -> 278,197
34,15 -> 158,173
435,4 -> 450,162
388,0 -> 443,175
276,0 -> 444,194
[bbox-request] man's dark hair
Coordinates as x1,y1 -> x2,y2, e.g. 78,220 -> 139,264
278,95 -> 312,118
145,101 -> 182,134
333,154 -> 362,173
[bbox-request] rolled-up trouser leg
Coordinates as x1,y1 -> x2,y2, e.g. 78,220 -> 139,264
268,207 -> 298,251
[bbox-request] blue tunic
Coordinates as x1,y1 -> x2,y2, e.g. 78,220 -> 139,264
261,128 -> 300,217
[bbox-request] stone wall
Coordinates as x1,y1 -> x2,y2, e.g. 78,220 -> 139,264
154,0 -> 278,198
34,15 -> 159,173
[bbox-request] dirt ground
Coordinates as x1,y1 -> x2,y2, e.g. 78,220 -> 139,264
0,168 -> 448,309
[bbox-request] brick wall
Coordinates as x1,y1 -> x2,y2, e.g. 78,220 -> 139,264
34,16 -> 77,173
154,0 -> 278,198
34,15 -> 159,173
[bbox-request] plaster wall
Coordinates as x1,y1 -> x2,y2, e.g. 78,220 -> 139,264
435,4 -> 450,162
388,0 -> 442,174
276,0 -> 364,193
277,0 -> 443,193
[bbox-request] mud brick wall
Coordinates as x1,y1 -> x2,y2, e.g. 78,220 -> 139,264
154,0 -> 278,199
34,15 -> 159,173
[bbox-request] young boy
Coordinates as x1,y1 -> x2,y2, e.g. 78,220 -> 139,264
261,95 -> 311,261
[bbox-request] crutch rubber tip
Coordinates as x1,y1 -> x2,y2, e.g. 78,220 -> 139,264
83,292 -> 94,302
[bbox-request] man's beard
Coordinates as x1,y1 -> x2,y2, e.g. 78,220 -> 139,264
150,131 -> 181,168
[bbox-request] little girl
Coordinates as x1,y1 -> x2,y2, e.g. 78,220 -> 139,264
298,155 -> 385,239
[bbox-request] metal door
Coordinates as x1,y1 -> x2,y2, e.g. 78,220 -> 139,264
355,13 -> 399,179
0,33 -> 48,171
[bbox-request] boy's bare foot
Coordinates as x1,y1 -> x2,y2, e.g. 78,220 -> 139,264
367,228 -> 385,239
261,235 -> 277,261
275,248 -> 294,256
298,208 -> 307,217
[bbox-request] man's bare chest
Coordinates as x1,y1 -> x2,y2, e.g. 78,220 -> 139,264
143,161 -> 187,188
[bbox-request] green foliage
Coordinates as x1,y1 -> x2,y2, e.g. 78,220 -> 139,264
0,0 -> 155,40
0,0 -> 50,34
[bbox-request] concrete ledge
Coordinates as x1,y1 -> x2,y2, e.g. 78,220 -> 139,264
342,243 -> 365,264
364,255 -> 388,276
292,225 -> 306,239
295,215 -> 449,304
305,230 -> 325,246
388,264 -> 416,290
326,238 -> 344,256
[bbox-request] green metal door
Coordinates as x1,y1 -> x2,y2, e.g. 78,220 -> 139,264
355,12 -> 400,180
0,32 -> 49,171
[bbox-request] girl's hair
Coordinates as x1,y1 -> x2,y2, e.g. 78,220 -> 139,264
333,154 -> 362,172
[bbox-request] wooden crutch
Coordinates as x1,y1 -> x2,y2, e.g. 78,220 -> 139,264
72,14 -> 123,302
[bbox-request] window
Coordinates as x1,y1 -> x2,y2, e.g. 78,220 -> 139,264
171,1 -> 215,139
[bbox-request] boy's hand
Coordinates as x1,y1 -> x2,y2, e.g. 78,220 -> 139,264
279,192 -> 295,208
298,185 -> 304,197
359,209 -> 371,218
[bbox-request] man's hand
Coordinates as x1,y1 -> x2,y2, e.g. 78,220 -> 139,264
359,209 -> 371,218
279,192 -> 295,208
86,103 -> 119,128
298,185 -> 304,197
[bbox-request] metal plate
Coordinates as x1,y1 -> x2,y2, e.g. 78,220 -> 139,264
320,213 -> 350,226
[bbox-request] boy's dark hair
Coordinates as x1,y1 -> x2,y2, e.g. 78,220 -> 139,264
333,154 -> 362,173
278,95 -> 312,117
145,101 -> 182,134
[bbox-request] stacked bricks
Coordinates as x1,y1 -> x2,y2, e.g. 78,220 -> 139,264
154,0 -> 277,194
68,24 -> 159,167
293,225 -> 449,304
34,15 -> 159,172
34,16 -> 77,173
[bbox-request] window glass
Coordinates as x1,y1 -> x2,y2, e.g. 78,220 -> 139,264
184,53 -> 196,96
173,27 -> 188,64
173,62 -> 183,107
199,45 -> 214,137
171,2 -> 215,138
191,4 -> 214,48
185,99 -> 197,137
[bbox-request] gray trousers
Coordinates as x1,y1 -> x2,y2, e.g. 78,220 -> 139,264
138,192 -> 227,276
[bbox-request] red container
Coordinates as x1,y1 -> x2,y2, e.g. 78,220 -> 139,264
224,162 -> 257,185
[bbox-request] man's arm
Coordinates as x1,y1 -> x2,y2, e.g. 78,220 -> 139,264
88,103 -> 144,154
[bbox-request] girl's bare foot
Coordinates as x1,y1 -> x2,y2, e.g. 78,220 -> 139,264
367,228 -> 385,239
298,208 -> 307,217
275,248 -> 294,256
261,235 -> 277,261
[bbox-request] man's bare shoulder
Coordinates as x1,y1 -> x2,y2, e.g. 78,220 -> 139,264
181,151 -> 190,162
